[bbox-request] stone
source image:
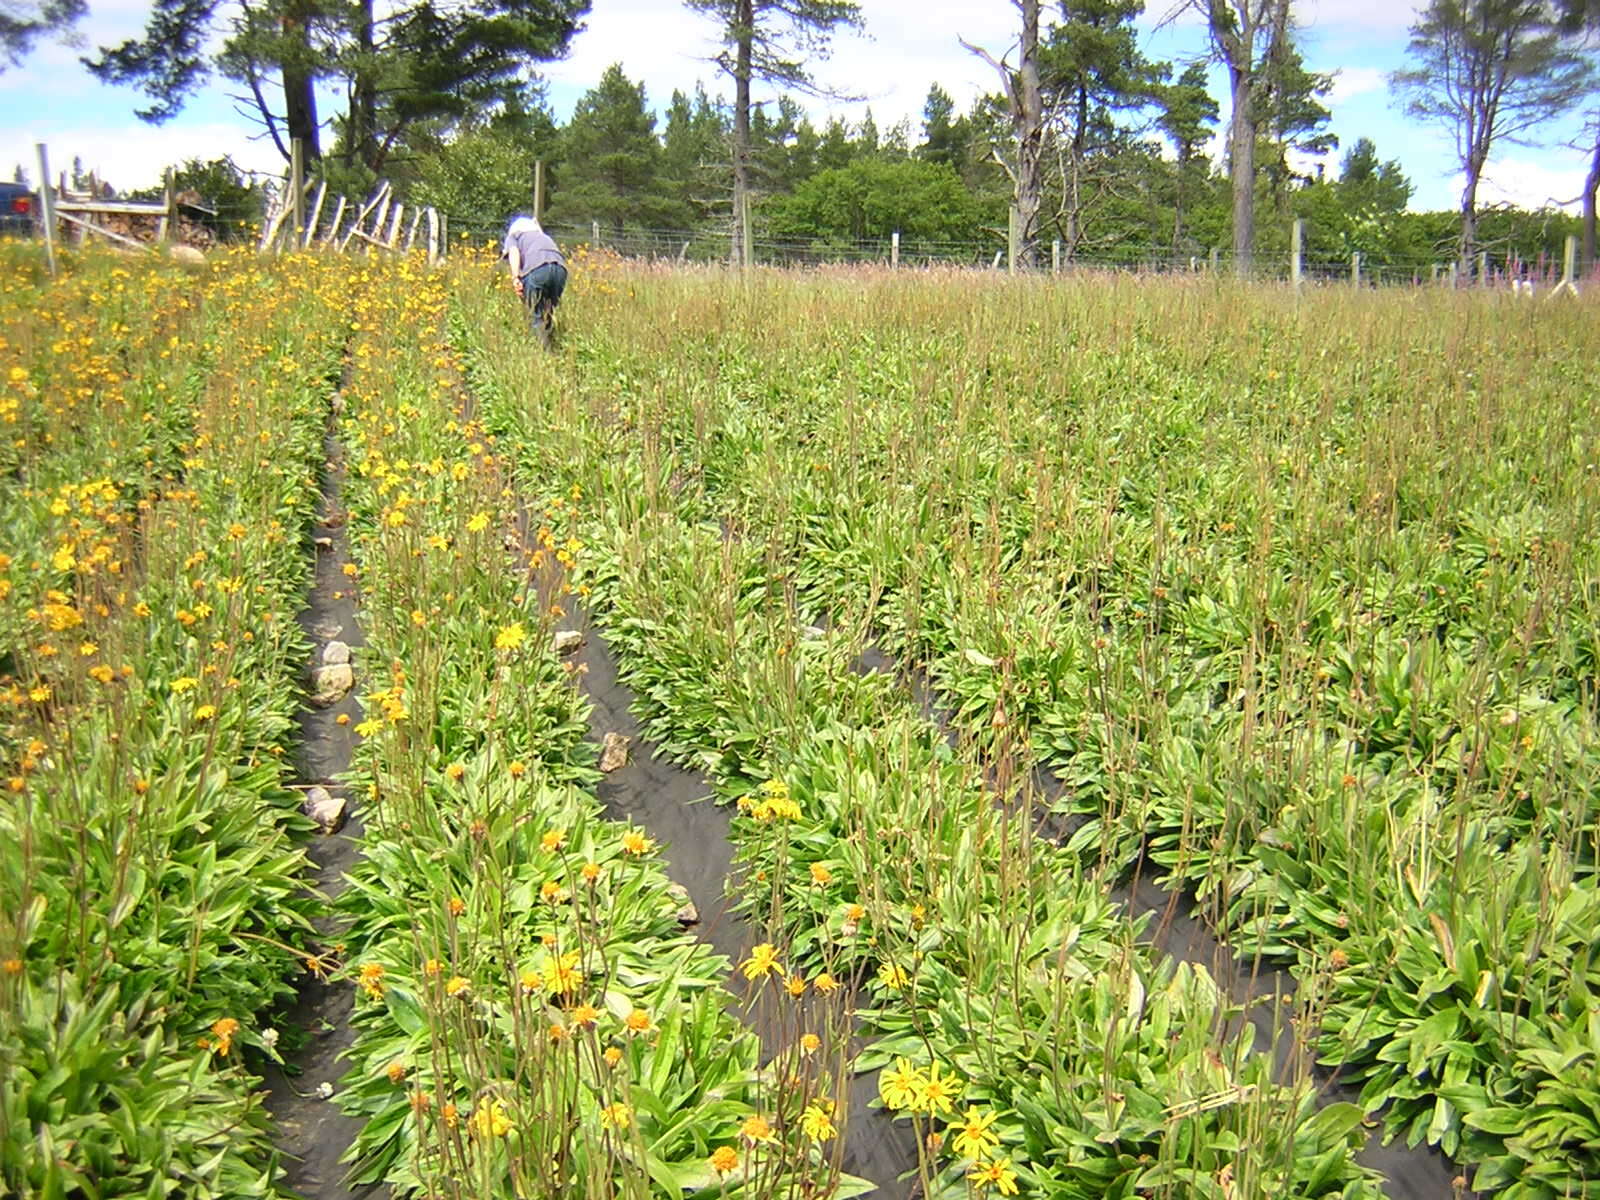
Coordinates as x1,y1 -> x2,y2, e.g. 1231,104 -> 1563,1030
168,244 -> 206,266
309,662 -> 354,706
666,883 -> 698,926
322,640 -> 351,666
313,536 -> 333,549
303,786 -> 347,834
598,731 -> 629,773
552,629 -> 584,656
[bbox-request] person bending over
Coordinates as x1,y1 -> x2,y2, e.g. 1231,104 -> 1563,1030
503,215 -> 567,327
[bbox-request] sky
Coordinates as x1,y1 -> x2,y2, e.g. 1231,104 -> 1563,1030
2,0 -> 1594,214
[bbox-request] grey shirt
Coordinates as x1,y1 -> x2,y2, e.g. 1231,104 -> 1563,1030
504,227 -> 564,272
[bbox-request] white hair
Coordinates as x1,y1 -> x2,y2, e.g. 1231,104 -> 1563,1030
508,215 -> 542,235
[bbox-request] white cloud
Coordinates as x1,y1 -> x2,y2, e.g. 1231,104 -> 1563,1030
1299,0 -> 1426,36
1,120 -> 284,192
1473,157 -> 1587,213
1326,64 -> 1386,105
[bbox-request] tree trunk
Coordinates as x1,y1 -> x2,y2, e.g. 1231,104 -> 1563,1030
730,0 -> 753,267
349,0 -> 377,171
1229,62 -> 1253,276
1014,0 -> 1043,269
1584,123 -> 1599,273
1459,156 -> 1484,277
282,0 -> 320,160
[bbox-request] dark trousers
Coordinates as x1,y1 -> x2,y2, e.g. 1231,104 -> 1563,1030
521,262 -> 568,308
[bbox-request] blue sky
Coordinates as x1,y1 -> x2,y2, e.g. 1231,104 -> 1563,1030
3,0 -> 1593,213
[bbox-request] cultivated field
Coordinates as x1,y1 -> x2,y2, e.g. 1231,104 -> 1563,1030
3,244 -> 1597,1200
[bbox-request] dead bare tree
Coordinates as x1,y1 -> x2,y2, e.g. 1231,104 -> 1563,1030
962,0 -> 1045,268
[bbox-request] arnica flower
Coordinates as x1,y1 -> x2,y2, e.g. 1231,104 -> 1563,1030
581,861 -> 601,884
599,1102 -> 631,1129
786,975 -> 807,998
357,962 -> 386,999
620,829 -> 653,856
800,1101 -> 837,1143
547,950 -> 583,994
879,1057 -> 923,1111
800,1032 -> 821,1056
540,880 -> 567,903
508,760 -> 527,779
572,1003 -> 599,1029
878,962 -> 910,990
495,622 -> 525,652
519,968 -> 543,994
740,943 -> 784,981
445,976 -> 471,998
813,972 -> 839,994
540,828 -> 566,853
709,1145 -> 739,1175
468,1098 -> 515,1139
447,896 -> 466,916
466,512 -> 490,533
953,1107 -> 1001,1160
194,704 -> 217,721
917,1061 -> 961,1116
624,1007 -> 651,1036
809,862 -> 833,885
969,1155 -> 1019,1195
210,1017 -> 240,1056
386,1061 -> 408,1084
445,762 -> 465,782
603,1045 -> 623,1067
740,1113 -> 775,1144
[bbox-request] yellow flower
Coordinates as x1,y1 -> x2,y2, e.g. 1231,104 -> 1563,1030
740,1113 -> 775,1144
786,975 -> 807,997
357,962 -> 386,999
354,718 -> 383,737
89,664 -> 115,684
540,879 -> 567,903
740,942 -> 784,981
581,860 -> 601,884
917,1061 -> 960,1115
709,1145 -> 739,1175
210,1017 -> 240,1056
969,1155 -> 1019,1195
170,676 -> 198,694
952,1107 -> 1001,1160
541,828 -> 566,852
878,961 -> 910,990
603,1045 -> 623,1067
572,1003 -> 599,1028
466,512 -> 490,533
624,1007 -> 651,1036
508,760 -> 526,779
495,622 -> 526,651
447,896 -> 466,916
800,1101 -> 837,1143
445,975 -> 471,998
809,861 -> 833,885
621,829 -> 653,856
519,968 -> 544,994
385,1061 -> 408,1084
599,1102 -> 631,1129
879,1057 -> 922,1111
194,704 -> 217,721
800,1032 -> 821,1056
468,1098 -> 515,1139
813,971 -> 839,994
445,761 -> 465,781
546,950 -> 583,994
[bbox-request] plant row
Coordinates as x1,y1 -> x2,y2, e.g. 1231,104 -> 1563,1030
1,248 -> 350,1196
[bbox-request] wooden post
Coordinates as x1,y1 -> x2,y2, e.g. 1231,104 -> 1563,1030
404,208 -> 421,251
1290,218 -> 1304,288
1052,239 -> 1061,274
426,207 -> 440,264
1006,206 -> 1019,275
740,192 -> 753,269
323,195 -> 347,246
157,168 -> 176,243
439,212 -> 447,258
1351,251 -> 1360,286
303,180 -> 326,248
1549,235 -> 1580,298
385,202 -> 404,248
1209,246 -> 1219,273
1478,250 -> 1488,286
890,230 -> 899,269
35,143 -> 57,277
533,160 -> 544,222
1448,261 -> 1459,288
289,139 -> 305,247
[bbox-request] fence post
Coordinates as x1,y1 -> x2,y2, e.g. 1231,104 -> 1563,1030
158,168 -> 175,243
289,138 -> 305,247
891,230 -> 899,269
323,195 -> 347,247
1209,246 -> 1219,273
1550,235 -> 1580,298
533,160 -> 544,222
303,180 -> 327,249
1478,250 -> 1488,286
740,192 -> 753,268
1052,239 -> 1061,274
1006,206 -> 1019,275
35,143 -> 57,277
1290,218 -> 1304,288
1448,261 -> 1458,288
1351,251 -> 1360,287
